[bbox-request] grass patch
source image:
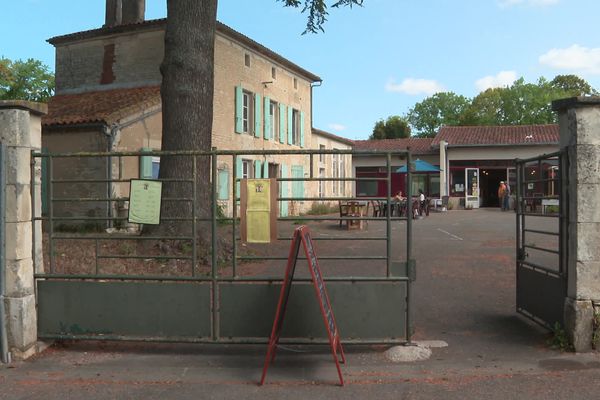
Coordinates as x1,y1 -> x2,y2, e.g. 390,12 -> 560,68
547,322 -> 573,351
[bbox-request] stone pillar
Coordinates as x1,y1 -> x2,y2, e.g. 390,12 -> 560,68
552,96 -> 600,352
0,100 -> 46,360
439,140 -> 448,197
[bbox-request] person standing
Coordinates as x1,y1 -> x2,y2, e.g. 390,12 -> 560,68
503,181 -> 511,211
498,181 -> 507,211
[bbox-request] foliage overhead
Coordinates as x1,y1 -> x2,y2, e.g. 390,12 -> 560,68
0,57 -> 55,102
407,92 -> 470,138
403,74 -> 599,137
369,115 -> 410,140
279,0 -> 364,33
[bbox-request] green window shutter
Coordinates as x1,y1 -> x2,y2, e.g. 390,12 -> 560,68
287,107 -> 293,145
254,93 -> 261,138
235,86 -> 243,134
280,164 -> 288,217
291,165 -> 304,199
299,111 -> 305,148
218,169 -> 229,200
264,96 -> 271,140
235,156 -> 243,199
140,147 -> 153,178
254,160 -> 262,178
279,103 -> 286,144
263,161 -> 269,178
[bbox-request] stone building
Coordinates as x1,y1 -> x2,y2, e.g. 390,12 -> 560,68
41,0 -> 351,220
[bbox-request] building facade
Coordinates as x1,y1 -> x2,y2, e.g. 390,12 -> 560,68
42,2 -> 350,219
351,125 -> 559,209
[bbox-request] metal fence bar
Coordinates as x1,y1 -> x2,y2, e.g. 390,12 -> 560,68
192,156 -> 198,277
406,151 -> 413,343
210,152 -> 219,341
386,153 -> 392,277
523,229 -> 558,236
48,155 -> 55,274
232,155 -> 238,278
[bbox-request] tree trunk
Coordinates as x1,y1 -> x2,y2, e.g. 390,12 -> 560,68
157,0 -> 218,240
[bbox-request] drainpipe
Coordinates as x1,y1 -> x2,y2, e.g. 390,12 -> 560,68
0,142 -> 10,364
104,124 -> 118,228
310,80 -> 323,129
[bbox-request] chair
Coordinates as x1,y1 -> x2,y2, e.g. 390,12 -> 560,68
338,200 -> 349,227
370,200 -> 381,217
346,201 -> 363,230
441,195 -> 449,210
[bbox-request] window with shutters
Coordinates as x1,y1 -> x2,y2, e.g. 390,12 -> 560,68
340,154 -> 346,196
319,167 -> 325,198
242,90 -> 254,134
242,159 -> 254,179
151,157 -> 160,179
291,108 -> 300,145
332,153 -> 338,195
269,101 -> 279,139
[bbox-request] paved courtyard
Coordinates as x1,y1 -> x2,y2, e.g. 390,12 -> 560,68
3,209 -> 600,400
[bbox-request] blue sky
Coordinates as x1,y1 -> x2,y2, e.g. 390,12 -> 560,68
2,0 -> 600,139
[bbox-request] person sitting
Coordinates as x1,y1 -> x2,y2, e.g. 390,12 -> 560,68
394,190 -> 405,202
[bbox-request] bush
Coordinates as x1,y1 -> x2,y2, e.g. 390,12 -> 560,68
305,202 -> 337,215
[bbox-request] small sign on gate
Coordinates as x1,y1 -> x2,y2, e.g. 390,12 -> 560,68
128,179 -> 162,225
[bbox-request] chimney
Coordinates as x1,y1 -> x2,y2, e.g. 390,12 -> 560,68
122,0 -> 145,24
104,0 -> 145,27
105,0 -> 122,27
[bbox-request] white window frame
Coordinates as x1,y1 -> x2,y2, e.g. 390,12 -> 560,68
291,108 -> 300,146
332,153 -> 338,195
340,154 -> 345,196
270,100 -> 279,139
242,90 -> 254,135
151,156 -> 160,179
242,159 -> 254,179
319,167 -> 325,198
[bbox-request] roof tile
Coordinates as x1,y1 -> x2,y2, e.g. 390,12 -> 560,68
432,125 -> 559,147
43,86 -> 161,127
352,138 -> 436,155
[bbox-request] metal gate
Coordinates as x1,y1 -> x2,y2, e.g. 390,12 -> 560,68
516,150 -> 568,329
33,149 -> 416,344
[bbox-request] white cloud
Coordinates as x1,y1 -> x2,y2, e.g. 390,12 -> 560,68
385,78 -> 445,96
498,0 -> 559,8
328,123 -> 346,132
539,44 -> 600,75
475,70 -> 517,91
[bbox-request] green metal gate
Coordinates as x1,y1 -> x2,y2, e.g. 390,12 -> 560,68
516,150 -> 568,329
33,149 -> 416,344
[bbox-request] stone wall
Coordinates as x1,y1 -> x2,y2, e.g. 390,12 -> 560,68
0,101 -> 46,360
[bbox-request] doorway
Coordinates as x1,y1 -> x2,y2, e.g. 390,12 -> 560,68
479,169 -> 506,207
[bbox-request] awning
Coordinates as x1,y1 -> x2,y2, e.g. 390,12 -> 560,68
396,159 -> 441,173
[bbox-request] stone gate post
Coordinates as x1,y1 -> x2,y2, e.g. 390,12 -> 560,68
0,100 -> 46,360
553,96 -> 600,352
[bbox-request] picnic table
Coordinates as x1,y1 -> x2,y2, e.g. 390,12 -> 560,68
339,200 -> 367,229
